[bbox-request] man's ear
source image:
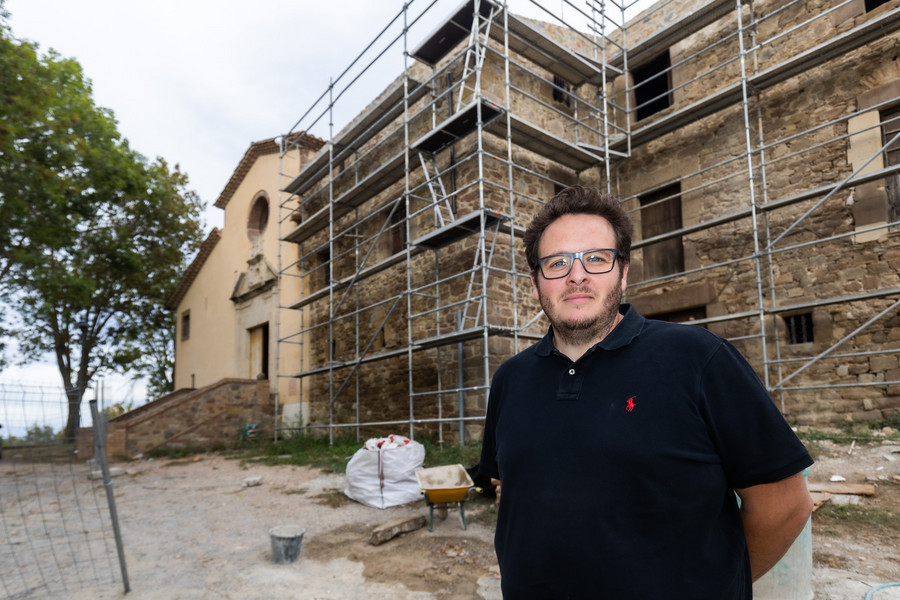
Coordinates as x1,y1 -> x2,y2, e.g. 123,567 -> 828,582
530,271 -> 540,302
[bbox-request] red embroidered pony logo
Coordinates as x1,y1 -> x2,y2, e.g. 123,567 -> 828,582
625,397 -> 636,412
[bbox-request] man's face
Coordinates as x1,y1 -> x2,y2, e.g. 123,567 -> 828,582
530,213 -> 628,347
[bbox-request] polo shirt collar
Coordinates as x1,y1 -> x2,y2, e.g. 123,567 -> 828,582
533,303 -> 645,357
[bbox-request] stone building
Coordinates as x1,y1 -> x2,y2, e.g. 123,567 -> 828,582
168,0 -> 900,445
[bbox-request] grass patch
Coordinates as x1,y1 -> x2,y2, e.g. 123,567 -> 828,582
146,444 -> 226,460
232,434 -> 484,474
798,417 -> 900,447
813,503 -> 900,533
799,429 -> 871,446
2,442 -> 79,463
467,497 -> 499,527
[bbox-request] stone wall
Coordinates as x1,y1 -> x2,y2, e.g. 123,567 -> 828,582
613,0 -> 900,426
77,379 -> 272,459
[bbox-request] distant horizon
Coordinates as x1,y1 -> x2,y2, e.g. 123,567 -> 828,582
0,375 -> 146,440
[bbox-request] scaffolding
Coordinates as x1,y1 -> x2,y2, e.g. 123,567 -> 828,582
277,0 -> 900,443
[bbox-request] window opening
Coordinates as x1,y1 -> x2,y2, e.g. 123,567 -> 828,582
316,247 -> 331,290
632,51 -> 672,121
552,74 -> 571,107
640,183 -> 684,278
249,322 -> 270,379
247,194 -> 270,240
390,202 -> 407,255
651,306 -> 707,325
865,0 -> 890,12
784,313 -> 814,344
181,310 -> 191,341
881,104 -> 900,231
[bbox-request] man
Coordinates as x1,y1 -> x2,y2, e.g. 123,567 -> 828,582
479,186 -> 813,599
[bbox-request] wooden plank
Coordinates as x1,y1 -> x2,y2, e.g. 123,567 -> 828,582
810,491 -> 831,511
807,482 -> 876,496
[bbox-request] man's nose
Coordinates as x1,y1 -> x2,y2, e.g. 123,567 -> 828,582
567,257 -> 589,281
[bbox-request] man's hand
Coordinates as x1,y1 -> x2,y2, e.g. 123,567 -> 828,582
491,478 -> 501,504
735,472 -> 813,581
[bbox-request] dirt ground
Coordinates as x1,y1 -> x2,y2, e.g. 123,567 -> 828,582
12,437 -> 900,599
805,436 -> 900,599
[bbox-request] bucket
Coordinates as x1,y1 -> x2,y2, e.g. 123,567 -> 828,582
752,469 -> 813,600
269,525 -> 307,564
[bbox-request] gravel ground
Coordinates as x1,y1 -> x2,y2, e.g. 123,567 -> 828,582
68,454 -> 501,600
6,442 -> 900,599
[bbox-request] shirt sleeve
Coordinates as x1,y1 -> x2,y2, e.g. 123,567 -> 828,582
697,339 -> 813,489
478,372 -> 503,480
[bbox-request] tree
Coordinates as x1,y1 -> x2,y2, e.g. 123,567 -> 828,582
1,11 -> 205,439
1,7 -> 102,284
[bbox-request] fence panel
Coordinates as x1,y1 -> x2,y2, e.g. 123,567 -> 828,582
0,382 -> 126,598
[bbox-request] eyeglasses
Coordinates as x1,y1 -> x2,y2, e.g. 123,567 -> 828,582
537,248 -> 619,279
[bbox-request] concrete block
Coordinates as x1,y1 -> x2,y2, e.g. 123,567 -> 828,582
88,467 -> 126,481
368,515 -> 427,546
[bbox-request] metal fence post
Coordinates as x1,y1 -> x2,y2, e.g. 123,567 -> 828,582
89,399 -> 131,594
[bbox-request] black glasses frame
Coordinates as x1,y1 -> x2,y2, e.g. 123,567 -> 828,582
537,248 -> 620,279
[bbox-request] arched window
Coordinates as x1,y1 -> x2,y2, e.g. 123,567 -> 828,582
247,193 -> 269,240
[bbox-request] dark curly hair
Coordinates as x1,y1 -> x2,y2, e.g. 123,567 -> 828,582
523,185 -> 633,272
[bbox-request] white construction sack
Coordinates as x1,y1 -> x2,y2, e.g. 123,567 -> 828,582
344,434 -> 425,509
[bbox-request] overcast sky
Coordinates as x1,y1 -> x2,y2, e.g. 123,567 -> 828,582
7,0 -> 637,228
2,0 -> 647,401
5,0 -> 409,231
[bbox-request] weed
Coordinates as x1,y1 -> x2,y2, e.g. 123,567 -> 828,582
813,503 -> 900,533
231,434 -> 485,474
467,497 -> 499,527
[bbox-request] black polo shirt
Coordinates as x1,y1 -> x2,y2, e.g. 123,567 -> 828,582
480,304 -> 813,599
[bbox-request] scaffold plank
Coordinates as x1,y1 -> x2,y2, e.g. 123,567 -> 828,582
488,113 -> 604,171
412,99 -> 503,154
283,149 -> 405,245
411,0 -> 495,66
491,10 -> 610,86
412,209 -> 504,249
284,77 -> 429,197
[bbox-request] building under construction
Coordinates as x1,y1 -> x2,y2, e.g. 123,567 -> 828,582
276,0 -> 900,443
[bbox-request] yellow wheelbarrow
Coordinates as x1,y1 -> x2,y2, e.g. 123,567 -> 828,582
416,464 -> 476,531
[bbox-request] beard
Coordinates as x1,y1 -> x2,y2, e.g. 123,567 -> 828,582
536,272 -> 624,348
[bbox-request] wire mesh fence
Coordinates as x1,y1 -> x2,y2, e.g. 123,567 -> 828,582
0,382 -> 127,599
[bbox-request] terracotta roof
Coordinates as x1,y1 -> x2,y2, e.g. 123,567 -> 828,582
214,132 -> 325,209
166,228 -> 222,311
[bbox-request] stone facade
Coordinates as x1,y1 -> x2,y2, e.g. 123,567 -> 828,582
613,0 -> 900,425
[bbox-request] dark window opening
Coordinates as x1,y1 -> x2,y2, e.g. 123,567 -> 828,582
316,248 -> 331,289
181,311 -> 191,341
784,313 -> 814,344
865,0 -> 890,11
552,74 -> 571,106
881,104 -> 900,229
247,195 -> 269,240
390,202 -> 407,255
632,51 -> 672,121
260,323 -> 269,379
651,306 -> 707,325
640,183 -> 684,278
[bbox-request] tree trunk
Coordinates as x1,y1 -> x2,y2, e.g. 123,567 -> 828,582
64,386 -> 83,442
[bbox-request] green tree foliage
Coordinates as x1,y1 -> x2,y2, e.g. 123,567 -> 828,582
102,400 -> 135,420
0,7 -> 205,438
